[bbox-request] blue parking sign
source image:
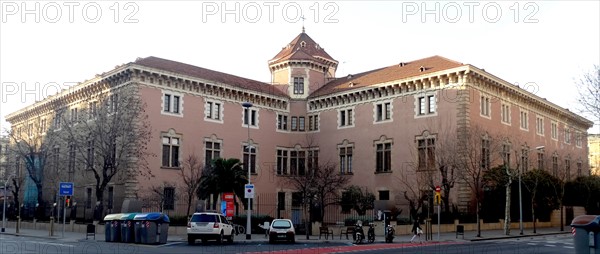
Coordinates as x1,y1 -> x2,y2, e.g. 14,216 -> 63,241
59,182 -> 74,196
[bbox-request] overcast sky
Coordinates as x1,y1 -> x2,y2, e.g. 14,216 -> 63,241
1,1 -> 599,133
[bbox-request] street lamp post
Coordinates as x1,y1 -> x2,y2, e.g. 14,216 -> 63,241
2,174 -> 14,233
242,102 -> 253,240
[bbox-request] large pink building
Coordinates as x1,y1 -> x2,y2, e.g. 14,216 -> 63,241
6,30 -> 593,221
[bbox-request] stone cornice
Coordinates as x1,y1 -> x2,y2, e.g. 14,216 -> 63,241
130,64 -> 289,111
307,66 -> 468,112
465,65 -> 593,130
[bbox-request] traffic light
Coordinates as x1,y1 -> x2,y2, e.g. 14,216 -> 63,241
65,196 -> 71,208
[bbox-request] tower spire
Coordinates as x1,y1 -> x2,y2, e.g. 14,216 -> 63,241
301,16 -> 305,33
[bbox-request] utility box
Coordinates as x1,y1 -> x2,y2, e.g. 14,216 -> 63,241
103,213 -> 124,242
571,215 -> 600,254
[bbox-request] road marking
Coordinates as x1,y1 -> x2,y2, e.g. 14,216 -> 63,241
159,242 -> 183,247
544,244 -> 556,247
564,246 -> 574,249
26,241 -> 75,248
527,243 -> 537,245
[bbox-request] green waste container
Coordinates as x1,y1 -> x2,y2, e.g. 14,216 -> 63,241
571,215 -> 600,254
103,213 -> 124,242
120,213 -> 137,243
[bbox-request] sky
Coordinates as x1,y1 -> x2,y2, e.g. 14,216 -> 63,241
1,1 -> 599,133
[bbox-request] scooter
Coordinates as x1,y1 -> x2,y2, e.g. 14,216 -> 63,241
353,221 -> 364,244
367,223 -> 375,243
385,224 -> 395,243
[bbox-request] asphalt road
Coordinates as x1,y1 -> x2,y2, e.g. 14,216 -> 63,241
0,233 -> 576,254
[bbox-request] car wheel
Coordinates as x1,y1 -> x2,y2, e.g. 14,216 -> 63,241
269,236 -> 275,244
188,236 -> 195,245
216,232 -> 224,244
227,234 -> 234,244
201,238 -> 208,244
290,237 -> 295,244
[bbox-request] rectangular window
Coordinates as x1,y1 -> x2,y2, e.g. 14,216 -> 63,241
480,95 -> 490,117
339,146 -> 353,174
54,111 -> 62,129
243,145 -> 257,174
87,138 -> 95,170
172,96 -> 180,113
375,102 -> 392,122
308,115 -> 319,131
376,142 -> 392,172
481,139 -> 490,170
537,151 -> 544,170
277,114 -> 288,130
417,95 -> 436,115
162,137 -> 180,168
565,128 -> 571,144
53,147 -> 60,171
290,151 -> 306,175
339,109 -> 353,127
536,116 -> 544,135
577,162 -> 582,177
86,188 -> 92,209
551,122 -> 558,140
293,77 -> 304,94
502,144 -> 511,167
277,149 -> 288,175
418,138 -> 435,171
71,108 -> 78,123
277,192 -> 285,210
163,187 -> 175,210
378,190 -> 390,201
205,141 -> 221,167
163,93 -> 181,114
244,108 -> 258,127
206,101 -> 222,120
576,132 -> 582,147
164,94 -> 171,112
291,117 -> 298,131
89,101 -> 97,119
108,186 -> 114,210
501,104 -> 511,124
68,142 -> 76,180
307,150 -> 318,175
298,117 -> 305,131
110,94 -> 118,113
520,111 -> 528,130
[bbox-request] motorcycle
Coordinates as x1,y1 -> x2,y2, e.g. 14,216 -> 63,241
353,221 -> 364,244
367,223 -> 375,243
385,224 -> 395,243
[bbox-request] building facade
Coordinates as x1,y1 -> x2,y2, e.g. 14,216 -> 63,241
5,30 -> 593,221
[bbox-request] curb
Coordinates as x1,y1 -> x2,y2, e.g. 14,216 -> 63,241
469,231 -> 570,242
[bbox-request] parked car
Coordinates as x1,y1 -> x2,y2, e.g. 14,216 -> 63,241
268,219 -> 295,243
187,212 -> 234,244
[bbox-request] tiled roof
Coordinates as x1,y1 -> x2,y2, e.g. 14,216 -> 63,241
310,56 -> 465,97
270,32 -> 336,64
134,56 -> 288,98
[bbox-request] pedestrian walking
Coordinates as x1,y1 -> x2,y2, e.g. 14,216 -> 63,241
410,219 -> 423,243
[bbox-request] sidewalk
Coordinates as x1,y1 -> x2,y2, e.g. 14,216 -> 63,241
0,225 -> 571,244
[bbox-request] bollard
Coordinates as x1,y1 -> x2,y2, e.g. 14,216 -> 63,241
16,216 -> 20,234
50,217 -> 54,236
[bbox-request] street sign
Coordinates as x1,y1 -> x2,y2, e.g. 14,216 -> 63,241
435,186 -> 441,193
59,182 -> 74,196
244,184 -> 254,199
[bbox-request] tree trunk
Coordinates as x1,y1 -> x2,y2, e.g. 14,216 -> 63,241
304,202 -> 310,239
559,202 -> 564,231
186,194 -> 192,219
504,179 -> 512,235
35,182 -> 44,219
95,188 -> 105,221
532,201 -> 536,233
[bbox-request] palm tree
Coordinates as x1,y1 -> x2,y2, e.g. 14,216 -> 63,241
197,158 -> 248,210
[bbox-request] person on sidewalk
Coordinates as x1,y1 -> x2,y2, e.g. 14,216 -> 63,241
410,219 -> 423,243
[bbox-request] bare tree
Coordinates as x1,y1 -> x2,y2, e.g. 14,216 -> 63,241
576,65 -> 600,123
340,185 -> 375,216
6,113 -> 61,217
456,125 -> 501,237
178,154 -> 203,219
60,84 -> 153,220
397,163 -> 429,220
